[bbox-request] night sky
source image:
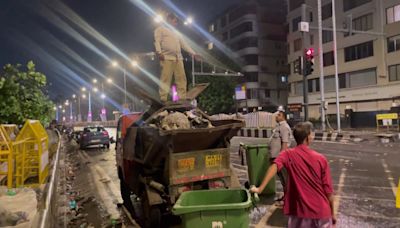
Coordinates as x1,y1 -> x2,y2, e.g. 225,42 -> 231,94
0,0 -> 242,103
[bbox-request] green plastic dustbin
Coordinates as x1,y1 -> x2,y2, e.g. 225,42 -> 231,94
172,189 -> 252,228
245,144 -> 275,195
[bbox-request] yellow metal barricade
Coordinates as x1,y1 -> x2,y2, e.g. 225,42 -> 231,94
0,125 -> 13,189
15,120 -> 49,187
376,113 -> 399,132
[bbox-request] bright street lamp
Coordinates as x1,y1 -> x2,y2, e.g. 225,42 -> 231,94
81,87 -> 87,92
154,14 -> 164,23
58,105 -> 62,109
107,78 -> 113,83
82,94 -> 86,99
72,94 -> 76,99
53,106 -> 57,111
101,93 -> 106,99
184,16 -> 193,25
93,87 -> 98,92
93,78 -> 98,84
111,61 -> 119,67
131,60 -> 138,67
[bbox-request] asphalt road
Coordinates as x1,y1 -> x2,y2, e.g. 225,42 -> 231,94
76,128 -> 400,227
230,137 -> 400,228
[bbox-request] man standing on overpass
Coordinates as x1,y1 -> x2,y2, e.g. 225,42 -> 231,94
154,13 -> 198,102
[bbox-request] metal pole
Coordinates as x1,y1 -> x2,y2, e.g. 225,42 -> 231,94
70,104 -> 73,122
123,68 -> 127,105
192,55 -> 195,86
301,4 -> 309,121
101,82 -> 105,109
56,107 -> 59,121
88,91 -> 92,122
317,0 -> 326,131
78,97 -> 81,121
302,60 -> 309,121
332,0 -> 341,132
78,97 -> 81,122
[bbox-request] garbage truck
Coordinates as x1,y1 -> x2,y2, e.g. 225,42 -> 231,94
115,84 -> 244,227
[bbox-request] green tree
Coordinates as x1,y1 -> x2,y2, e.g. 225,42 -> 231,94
0,61 -> 54,125
185,49 -> 241,115
196,76 -> 236,115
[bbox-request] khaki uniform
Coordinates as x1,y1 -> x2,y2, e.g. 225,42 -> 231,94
154,26 -> 195,102
269,120 -> 292,158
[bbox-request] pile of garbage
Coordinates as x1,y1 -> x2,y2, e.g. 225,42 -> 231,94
149,110 -> 214,130
0,207 -> 29,226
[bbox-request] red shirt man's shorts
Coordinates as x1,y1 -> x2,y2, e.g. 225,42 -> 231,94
273,144 -> 334,219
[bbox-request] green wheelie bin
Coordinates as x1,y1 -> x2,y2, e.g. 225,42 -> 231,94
245,144 -> 275,195
172,189 -> 255,228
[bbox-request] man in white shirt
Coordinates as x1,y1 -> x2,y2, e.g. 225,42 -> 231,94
269,106 -> 292,202
154,13 -> 197,102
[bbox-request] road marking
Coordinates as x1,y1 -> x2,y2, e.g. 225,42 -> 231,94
339,195 -> 395,202
333,184 -> 393,190
381,158 -> 397,197
313,140 -> 356,146
341,213 -> 400,220
334,159 -> 347,215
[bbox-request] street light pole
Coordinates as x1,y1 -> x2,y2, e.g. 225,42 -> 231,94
332,0 -> 341,133
78,97 -> 81,122
317,0 -> 326,131
70,103 -> 73,122
88,91 -> 92,122
101,82 -> 105,109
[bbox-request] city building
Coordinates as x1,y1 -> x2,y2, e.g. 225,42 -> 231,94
207,0 -> 289,112
286,0 -> 400,119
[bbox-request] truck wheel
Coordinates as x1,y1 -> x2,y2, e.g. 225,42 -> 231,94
142,193 -> 162,228
147,206 -> 161,228
120,178 -> 134,214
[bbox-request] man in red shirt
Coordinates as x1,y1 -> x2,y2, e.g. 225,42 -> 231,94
251,122 -> 336,227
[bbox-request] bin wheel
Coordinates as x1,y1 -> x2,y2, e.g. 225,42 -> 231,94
120,178 -> 134,215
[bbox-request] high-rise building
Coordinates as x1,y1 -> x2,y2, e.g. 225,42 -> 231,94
287,0 -> 400,119
208,0 -> 289,112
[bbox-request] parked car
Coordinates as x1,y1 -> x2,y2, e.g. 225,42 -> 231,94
79,126 -> 110,149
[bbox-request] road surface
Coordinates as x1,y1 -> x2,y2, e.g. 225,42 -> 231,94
71,128 -> 400,227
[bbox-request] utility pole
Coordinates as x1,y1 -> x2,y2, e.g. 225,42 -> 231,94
88,91 -> 92,122
301,4 -> 309,121
78,97 -> 81,122
332,0 -> 341,132
317,0 -> 326,131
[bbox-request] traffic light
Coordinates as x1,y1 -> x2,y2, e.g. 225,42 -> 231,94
294,56 -> 303,75
304,48 -> 314,76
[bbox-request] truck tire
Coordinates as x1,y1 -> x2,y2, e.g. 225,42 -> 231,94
142,192 -> 162,228
147,206 -> 161,228
119,176 -> 134,214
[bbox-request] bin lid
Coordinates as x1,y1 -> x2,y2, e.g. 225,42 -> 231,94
172,189 -> 252,215
245,144 -> 269,149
